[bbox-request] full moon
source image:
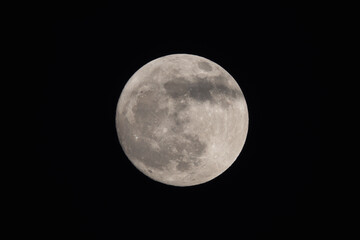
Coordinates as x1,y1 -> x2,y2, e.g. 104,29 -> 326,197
116,54 -> 248,186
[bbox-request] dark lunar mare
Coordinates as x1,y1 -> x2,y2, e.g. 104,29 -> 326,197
164,74 -> 242,105
197,61 -> 213,71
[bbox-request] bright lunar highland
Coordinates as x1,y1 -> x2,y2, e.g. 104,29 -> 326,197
116,54 -> 248,186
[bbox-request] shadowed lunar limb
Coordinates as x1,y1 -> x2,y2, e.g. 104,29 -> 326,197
116,54 -> 248,186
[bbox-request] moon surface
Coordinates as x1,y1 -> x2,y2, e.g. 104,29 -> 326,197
116,54 -> 248,186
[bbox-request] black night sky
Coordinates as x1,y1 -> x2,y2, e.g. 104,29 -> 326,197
36,1 -> 326,239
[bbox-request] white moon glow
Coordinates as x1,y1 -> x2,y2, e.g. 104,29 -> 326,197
116,54 -> 248,186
